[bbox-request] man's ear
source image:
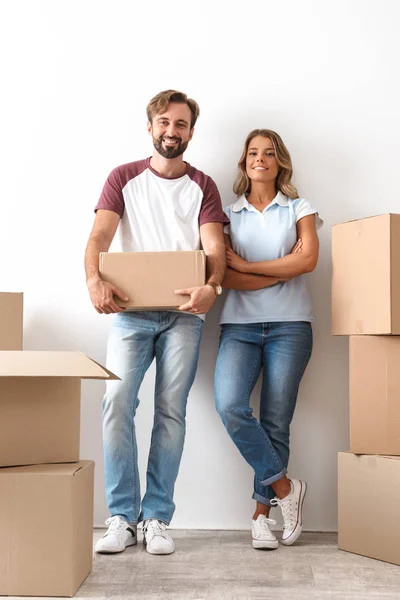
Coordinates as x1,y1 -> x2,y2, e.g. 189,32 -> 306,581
189,127 -> 194,141
147,121 -> 152,136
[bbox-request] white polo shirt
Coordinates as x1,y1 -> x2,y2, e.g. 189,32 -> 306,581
220,192 -> 323,325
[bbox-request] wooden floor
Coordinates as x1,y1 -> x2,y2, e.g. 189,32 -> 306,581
49,530 -> 400,599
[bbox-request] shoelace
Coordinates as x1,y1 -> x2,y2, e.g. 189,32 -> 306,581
271,496 -> 295,530
143,519 -> 168,539
105,516 -> 128,534
254,516 -> 276,535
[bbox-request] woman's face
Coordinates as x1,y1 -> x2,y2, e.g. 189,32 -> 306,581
245,136 -> 279,185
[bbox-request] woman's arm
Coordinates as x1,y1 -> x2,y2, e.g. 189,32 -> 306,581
226,214 -> 318,279
223,233 -> 283,290
223,268 -> 282,290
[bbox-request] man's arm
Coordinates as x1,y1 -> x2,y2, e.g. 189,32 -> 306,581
226,215 -> 318,279
85,209 -> 128,314
202,222 -> 226,287
175,222 -> 226,314
223,233 -> 283,290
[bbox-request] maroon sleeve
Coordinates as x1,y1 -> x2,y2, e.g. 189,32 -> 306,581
95,167 -> 125,217
199,176 -> 230,226
187,166 -> 230,226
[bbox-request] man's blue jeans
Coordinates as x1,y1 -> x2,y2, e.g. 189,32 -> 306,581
102,311 -> 203,524
214,321 -> 312,506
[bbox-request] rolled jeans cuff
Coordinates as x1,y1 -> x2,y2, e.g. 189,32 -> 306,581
252,492 -> 273,506
260,468 -> 287,487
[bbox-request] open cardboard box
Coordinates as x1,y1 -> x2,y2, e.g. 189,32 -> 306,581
0,351 -> 118,467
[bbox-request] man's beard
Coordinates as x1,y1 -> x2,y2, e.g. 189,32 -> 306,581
153,136 -> 189,159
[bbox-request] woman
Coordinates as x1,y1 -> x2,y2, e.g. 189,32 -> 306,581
214,129 -> 322,549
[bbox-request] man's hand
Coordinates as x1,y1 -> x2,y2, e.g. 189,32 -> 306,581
87,277 -> 129,314
174,285 -> 216,314
226,246 -> 249,273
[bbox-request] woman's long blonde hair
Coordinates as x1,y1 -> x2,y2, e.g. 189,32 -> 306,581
233,129 -> 299,199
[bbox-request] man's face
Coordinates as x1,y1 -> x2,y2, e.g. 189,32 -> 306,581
148,102 -> 194,159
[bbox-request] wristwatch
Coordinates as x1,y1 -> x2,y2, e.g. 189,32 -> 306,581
207,282 -> 223,296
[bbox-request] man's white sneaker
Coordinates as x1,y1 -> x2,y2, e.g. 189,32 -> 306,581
142,519 -> 175,555
95,516 -> 137,553
271,479 -> 307,546
252,515 -> 279,549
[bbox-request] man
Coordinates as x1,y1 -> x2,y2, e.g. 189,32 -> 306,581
85,90 -> 228,555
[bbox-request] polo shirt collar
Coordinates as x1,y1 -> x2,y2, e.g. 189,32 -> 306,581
232,191 -> 288,212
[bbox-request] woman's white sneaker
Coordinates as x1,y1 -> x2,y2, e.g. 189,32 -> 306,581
252,514 -> 279,549
271,479 -> 307,546
95,516 -> 137,553
142,519 -> 175,555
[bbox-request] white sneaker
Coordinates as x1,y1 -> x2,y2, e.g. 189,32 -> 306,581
271,479 -> 307,546
142,519 -> 175,555
252,515 -> 279,549
95,516 -> 137,553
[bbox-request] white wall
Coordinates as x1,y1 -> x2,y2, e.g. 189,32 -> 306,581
1,0 -> 399,530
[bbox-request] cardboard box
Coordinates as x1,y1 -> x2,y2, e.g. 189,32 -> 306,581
0,351 -> 118,467
349,336 -> 400,455
332,214 -> 400,335
99,250 -> 206,310
0,293 -> 23,350
338,452 -> 400,565
0,460 -> 94,597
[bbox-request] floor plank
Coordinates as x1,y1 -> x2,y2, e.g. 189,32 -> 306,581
17,530 -> 400,600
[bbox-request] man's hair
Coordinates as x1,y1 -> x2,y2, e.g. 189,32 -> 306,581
146,90 -> 200,129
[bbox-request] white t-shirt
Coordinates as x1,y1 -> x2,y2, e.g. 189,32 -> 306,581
96,157 -> 229,251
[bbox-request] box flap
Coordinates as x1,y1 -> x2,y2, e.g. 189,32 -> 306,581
0,292 -> 23,351
339,451 -> 400,461
0,351 -> 119,379
0,461 -> 94,476
332,213 -> 390,228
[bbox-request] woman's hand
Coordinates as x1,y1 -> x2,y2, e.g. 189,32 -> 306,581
227,238 -> 303,276
226,246 -> 249,273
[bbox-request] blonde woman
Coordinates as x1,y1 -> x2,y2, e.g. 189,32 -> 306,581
214,129 -> 322,549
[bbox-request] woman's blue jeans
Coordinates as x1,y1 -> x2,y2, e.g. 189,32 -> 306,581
214,321 -> 312,506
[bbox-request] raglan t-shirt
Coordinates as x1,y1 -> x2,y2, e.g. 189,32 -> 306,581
95,157 -> 229,251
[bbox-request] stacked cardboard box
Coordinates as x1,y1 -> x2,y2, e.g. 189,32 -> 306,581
0,293 -> 117,596
332,214 -> 400,565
